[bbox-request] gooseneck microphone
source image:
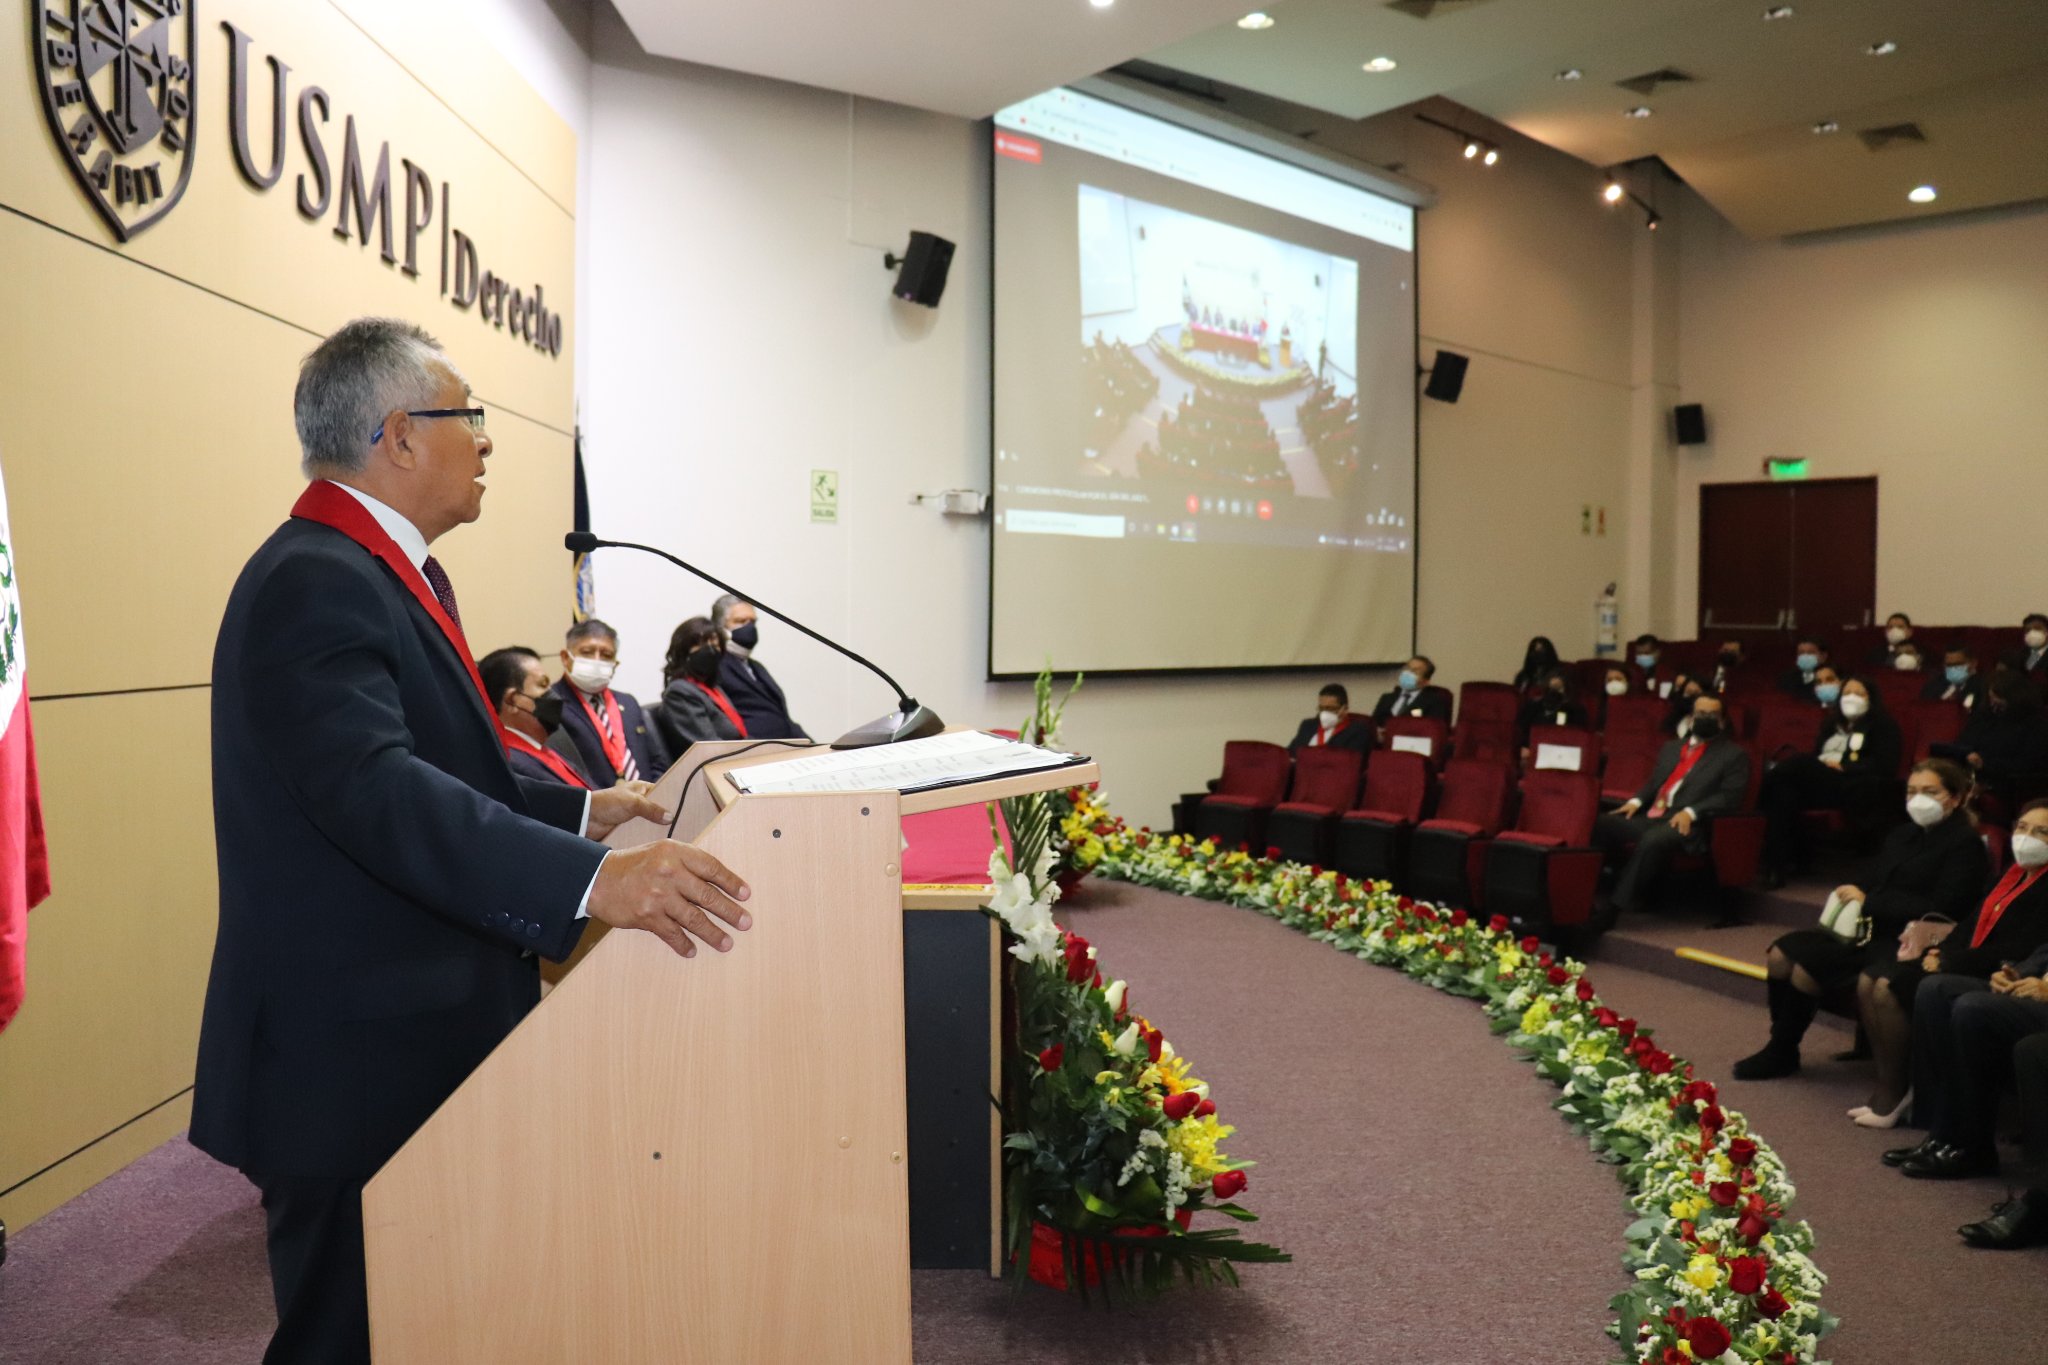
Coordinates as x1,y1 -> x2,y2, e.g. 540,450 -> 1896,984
564,531 -> 944,749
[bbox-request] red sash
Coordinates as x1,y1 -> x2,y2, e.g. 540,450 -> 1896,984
691,680 -> 749,738
571,687 -> 632,778
1972,863 -> 2048,948
1649,740 -> 1706,818
289,481 -> 497,724
499,726 -> 591,789
1309,716 -> 1354,748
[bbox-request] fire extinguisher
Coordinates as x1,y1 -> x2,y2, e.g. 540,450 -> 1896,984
1595,583 -> 1619,657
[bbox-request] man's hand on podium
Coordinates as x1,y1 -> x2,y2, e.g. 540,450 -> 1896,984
586,781 -> 671,841
589,841 -> 753,959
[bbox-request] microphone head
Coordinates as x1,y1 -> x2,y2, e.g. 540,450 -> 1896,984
564,531 -> 600,554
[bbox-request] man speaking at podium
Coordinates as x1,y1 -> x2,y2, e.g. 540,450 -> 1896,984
191,318 -> 753,1365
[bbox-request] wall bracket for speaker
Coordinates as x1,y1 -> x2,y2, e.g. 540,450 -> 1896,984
908,489 -> 988,517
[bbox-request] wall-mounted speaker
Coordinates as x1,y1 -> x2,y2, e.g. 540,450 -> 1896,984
885,231 -> 955,307
1674,402 -> 1708,446
1422,349 -> 1469,403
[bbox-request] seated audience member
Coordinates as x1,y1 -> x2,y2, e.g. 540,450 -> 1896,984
479,646 -> 590,788
1630,635 -> 1673,697
1710,640 -> 1748,694
1662,672 -> 1707,738
1932,668 -> 2048,810
1777,639 -> 1831,697
1602,665 -> 1631,702
654,616 -> 748,752
2012,613 -> 2048,686
1890,640 -> 1925,675
1290,683 -> 1372,752
1520,668 -> 1589,732
1372,656 -> 1449,722
1757,676 -> 1903,885
1923,643 -> 1986,709
1594,695 -> 1751,916
551,618 -> 669,787
1810,667 -> 1843,708
1512,636 -> 1561,697
1954,1024 -> 2048,1248
1734,758 -> 1986,1081
711,593 -> 808,740
1867,612 -> 1916,668
1886,805 -> 2048,1177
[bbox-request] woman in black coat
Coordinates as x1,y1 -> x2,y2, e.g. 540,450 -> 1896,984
1518,667 -> 1590,734
1734,758 -> 1988,1089
1934,668 -> 2048,812
1512,636 -> 1561,697
1757,676 -> 1904,884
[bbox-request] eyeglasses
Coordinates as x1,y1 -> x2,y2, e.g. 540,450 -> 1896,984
370,406 -> 488,444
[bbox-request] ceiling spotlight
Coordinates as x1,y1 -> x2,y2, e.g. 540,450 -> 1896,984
1867,40 -> 1897,56
1646,212 -> 1662,231
1363,56 -> 1398,73
1603,181 -> 1626,204
1623,106 -> 1653,119
1237,11 -> 1275,28
1556,68 -> 1584,82
1908,184 -> 1938,204
1812,119 -> 1840,134
1483,147 -> 1500,166
1463,140 -> 1480,159
1762,5 -> 1794,19
1089,0 -> 1114,8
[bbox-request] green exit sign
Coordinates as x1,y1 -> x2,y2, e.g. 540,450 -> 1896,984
1765,458 -> 1809,481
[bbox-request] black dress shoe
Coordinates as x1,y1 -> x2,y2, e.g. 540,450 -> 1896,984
1901,1142 -> 1998,1180
1732,1044 -> 1799,1080
1883,1137 -> 1942,1168
1960,1193 -> 2047,1249
1831,1045 -> 1872,1062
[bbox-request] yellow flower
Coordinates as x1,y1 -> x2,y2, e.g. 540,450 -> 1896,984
1520,998 -> 1553,1034
1166,1113 -> 1237,1178
1683,1253 -> 1721,1292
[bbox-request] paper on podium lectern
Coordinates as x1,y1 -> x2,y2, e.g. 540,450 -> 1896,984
726,729 -> 1090,798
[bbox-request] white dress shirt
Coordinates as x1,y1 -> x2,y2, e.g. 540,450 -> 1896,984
328,480 -> 601,919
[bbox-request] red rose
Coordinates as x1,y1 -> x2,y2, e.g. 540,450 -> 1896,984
1756,1286 -> 1790,1320
1265,845 -> 1283,860
1398,896 -> 1415,911
1194,1098 -> 1216,1117
1520,935 -> 1541,953
1592,1006 -> 1620,1028
1709,1181 -> 1741,1207
1643,1051 -> 1676,1075
1210,1169 -> 1248,1200
1238,842 -> 1251,853
1538,951 -> 1553,967
1683,1317 -> 1732,1359
1617,1017 -> 1638,1039
1162,1091 -> 1200,1120
1547,965 -> 1571,986
1728,1138 -> 1759,1167
1063,935 -> 1093,983
1727,1255 -> 1767,1295
1575,978 -> 1595,1001
1699,1104 -> 1726,1136
1737,1210 -> 1771,1242
1661,1349 -> 1686,1365
1038,1044 -> 1064,1072
1450,909 -> 1469,927
1146,1030 -> 1164,1063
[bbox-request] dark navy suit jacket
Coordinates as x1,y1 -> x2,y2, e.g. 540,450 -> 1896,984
193,518 -> 606,1180
718,653 -> 807,740
548,679 -> 670,788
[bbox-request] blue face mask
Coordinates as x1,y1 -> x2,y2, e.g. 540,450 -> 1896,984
1398,670 -> 1419,691
1815,682 -> 1842,705
1945,664 -> 1969,685
1797,652 -> 1819,672
1634,653 -> 1657,672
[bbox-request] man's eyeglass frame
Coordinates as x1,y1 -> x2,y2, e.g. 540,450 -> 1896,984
370,407 -> 488,445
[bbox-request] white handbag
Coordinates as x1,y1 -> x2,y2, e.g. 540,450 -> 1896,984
1819,891 -> 1869,945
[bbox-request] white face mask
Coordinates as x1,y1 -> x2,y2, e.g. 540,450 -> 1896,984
1886,626 -> 1909,645
2013,833 -> 2048,870
1318,708 -> 1340,730
1605,679 -> 1628,697
1906,793 -> 1948,828
1893,653 -> 1920,672
2028,629 -> 2047,650
1838,692 -> 1869,719
568,656 -> 618,693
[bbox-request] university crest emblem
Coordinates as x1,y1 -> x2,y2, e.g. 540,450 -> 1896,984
33,0 -> 197,242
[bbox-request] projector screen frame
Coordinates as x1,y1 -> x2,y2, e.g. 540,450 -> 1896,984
982,81 -> 1426,683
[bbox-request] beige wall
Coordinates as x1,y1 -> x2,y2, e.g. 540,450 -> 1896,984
1670,191 -> 2048,633
0,0 -> 577,1231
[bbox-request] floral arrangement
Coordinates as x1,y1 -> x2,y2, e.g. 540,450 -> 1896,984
1087,822 -> 1838,1363
981,672 -> 1286,1300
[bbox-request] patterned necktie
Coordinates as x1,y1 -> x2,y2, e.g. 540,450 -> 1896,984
593,693 -> 640,781
421,555 -> 462,631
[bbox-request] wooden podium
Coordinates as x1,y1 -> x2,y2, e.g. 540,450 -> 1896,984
360,738 -> 1094,1363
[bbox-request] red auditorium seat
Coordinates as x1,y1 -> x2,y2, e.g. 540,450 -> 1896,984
1192,741 -> 1292,849
1405,759 -> 1514,911
1912,699 -> 1967,759
1753,699 -> 1822,764
1382,715 -> 1451,769
1453,718 -> 1520,766
1481,770 -> 1605,938
1457,681 -> 1521,727
1525,724 -> 1601,778
1601,732 -> 1663,805
1331,750 -> 1432,883
1602,693 -> 1666,745
1871,669 -> 1924,714
1265,747 -> 1365,866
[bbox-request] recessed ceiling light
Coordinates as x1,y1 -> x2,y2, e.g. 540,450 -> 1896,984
1812,119 -> 1840,134
1362,56 -> 1398,73
1089,0 -> 1114,9
1762,5 -> 1794,19
1483,147 -> 1500,166
1556,68 -> 1583,82
1908,185 -> 1938,204
1623,106 -> 1653,119
1236,11 -> 1275,29
1867,40 -> 1897,56
1603,182 -> 1626,203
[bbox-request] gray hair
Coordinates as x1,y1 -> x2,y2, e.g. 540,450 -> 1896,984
566,618 -> 618,649
710,593 -> 747,628
294,317 -> 454,476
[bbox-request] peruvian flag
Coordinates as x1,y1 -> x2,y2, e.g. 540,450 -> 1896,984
0,456 -> 50,1035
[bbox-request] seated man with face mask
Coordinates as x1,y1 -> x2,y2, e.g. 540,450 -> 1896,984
550,618 -> 670,788
1371,656 -> 1450,723
1778,639 -> 1831,698
710,593 -> 807,741
480,646 -> 592,788
1289,683 -> 1372,752
654,616 -> 749,753
1593,695 -> 1751,917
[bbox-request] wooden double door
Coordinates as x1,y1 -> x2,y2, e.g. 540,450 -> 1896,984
1698,477 -> 1877,637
